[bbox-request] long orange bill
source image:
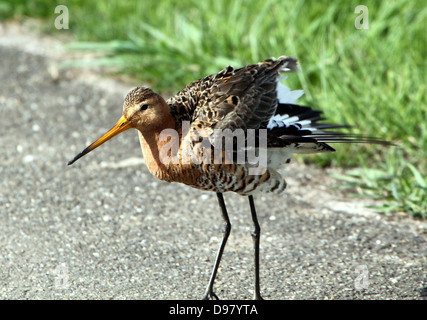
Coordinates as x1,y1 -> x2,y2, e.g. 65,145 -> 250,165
67,115 -> 132,165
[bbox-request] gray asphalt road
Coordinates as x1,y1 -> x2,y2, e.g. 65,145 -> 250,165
0,23 -> 425,300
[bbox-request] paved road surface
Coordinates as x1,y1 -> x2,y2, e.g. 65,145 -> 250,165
0,23 -> 425,299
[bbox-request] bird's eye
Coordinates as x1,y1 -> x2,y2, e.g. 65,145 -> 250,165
140,104 -> 149,111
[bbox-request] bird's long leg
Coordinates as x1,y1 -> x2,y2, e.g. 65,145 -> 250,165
248,195 -> 263,300
201,192 -> 231,300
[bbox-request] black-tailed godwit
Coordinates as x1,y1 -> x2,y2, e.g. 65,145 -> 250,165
68,56 -> 391,299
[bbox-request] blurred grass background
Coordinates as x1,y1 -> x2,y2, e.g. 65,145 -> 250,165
1,0 -> 425,217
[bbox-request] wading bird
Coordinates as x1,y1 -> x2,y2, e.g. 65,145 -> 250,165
68,56 -> 390,299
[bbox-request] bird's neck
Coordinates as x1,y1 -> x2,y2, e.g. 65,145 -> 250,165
136,115 -> 178,181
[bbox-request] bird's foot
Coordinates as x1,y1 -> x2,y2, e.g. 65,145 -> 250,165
201,290 -> 219,300
253,293 -> 264,300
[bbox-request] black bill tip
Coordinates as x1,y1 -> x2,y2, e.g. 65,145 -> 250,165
67,147 -> 90,166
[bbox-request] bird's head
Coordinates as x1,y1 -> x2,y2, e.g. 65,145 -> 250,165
67,87 -> 170,165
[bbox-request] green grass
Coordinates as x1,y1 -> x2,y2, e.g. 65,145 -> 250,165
2,0 -> 425,217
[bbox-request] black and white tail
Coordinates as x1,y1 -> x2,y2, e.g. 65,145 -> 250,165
266,75 -> 392,155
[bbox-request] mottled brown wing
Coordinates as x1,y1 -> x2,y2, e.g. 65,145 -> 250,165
167,66 -> 235,159
167,75 -> 212,125
167,56 -> 297,132
167,57 -> 297,163
198,57 -> 297,132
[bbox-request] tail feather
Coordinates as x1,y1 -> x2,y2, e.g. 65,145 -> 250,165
267,101 -> 393,151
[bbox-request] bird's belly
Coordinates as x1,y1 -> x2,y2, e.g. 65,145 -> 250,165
164,163 -> 287,195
